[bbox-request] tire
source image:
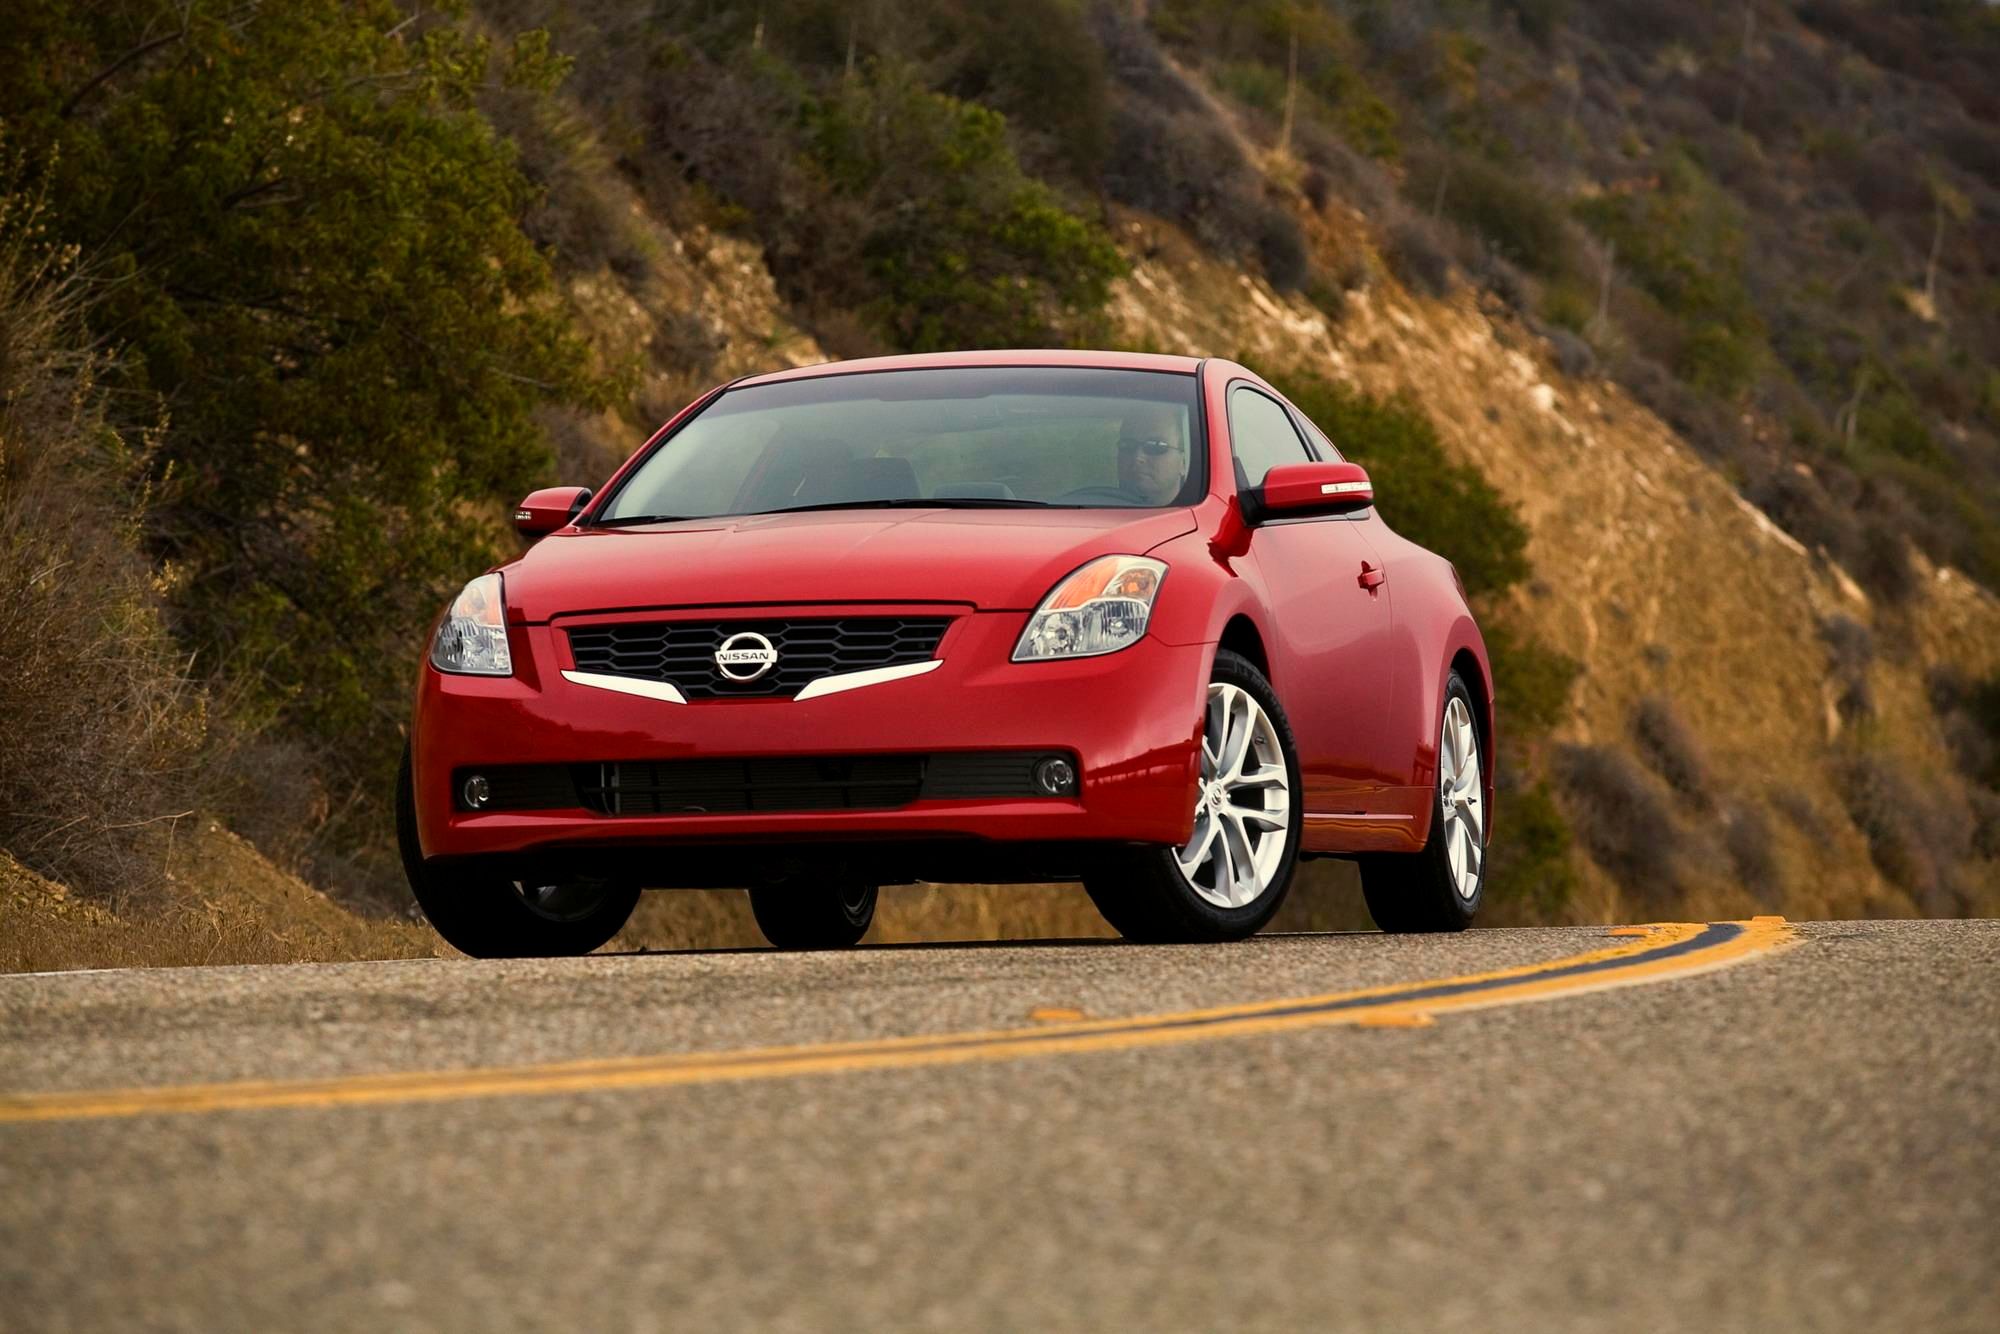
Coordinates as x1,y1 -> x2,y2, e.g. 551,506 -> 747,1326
1360,670 -> 1486,933
748,877 -> 878,950
397,746 -> 640,958
1083,649 -> 1302,943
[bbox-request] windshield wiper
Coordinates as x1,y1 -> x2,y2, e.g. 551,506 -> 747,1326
592,513 -> 699,527
755,497 -> 1058,515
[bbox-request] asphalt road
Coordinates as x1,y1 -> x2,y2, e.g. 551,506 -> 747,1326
2,918 -> 1995,1332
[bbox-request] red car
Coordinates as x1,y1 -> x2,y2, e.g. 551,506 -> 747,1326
399,351 -> 1492,955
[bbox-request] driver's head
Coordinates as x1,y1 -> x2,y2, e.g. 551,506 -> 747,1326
1115,404 -> 1189,505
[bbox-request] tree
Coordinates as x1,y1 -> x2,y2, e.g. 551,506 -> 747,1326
810,65 -> 1126,350
0,1 -> 602,790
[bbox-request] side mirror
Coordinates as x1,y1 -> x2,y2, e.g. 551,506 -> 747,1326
1248,461 -> 1373,521
514,486 -> 593,539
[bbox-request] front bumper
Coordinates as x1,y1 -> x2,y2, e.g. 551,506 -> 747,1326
410,607 -> 1210,863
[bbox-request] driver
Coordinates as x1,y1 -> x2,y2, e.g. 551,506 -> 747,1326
1115,403 -> 1190,505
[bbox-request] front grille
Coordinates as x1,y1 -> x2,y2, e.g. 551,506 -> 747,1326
566,617 -> 951,699
452,752 -> 1066,815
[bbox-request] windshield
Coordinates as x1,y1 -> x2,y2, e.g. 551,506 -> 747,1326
594,366 -> 1203,522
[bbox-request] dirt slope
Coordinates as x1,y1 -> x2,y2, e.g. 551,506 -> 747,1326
2,826 -> 437,973
1108,206 -> 2000,921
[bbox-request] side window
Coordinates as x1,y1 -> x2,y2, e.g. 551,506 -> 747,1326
1226,386 -> 1312,486
1297,414 -> 1343,462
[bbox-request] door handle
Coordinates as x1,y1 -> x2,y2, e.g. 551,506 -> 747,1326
1358,561 -> 1386,591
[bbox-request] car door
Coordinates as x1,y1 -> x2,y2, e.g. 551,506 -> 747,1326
1226,383 -> 1402,815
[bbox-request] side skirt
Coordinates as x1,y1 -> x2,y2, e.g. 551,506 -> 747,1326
1301,787 -> 1432,855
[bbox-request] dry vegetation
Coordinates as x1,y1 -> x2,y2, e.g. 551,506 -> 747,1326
0,198 -> 209,901
5,1 -> 2000,971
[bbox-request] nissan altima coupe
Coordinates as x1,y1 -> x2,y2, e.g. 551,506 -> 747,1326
400,351 -> 1492,955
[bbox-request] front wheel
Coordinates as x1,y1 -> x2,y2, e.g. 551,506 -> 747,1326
1083,650 -> 1302,943
397,747 -> 640,958
748,878 -> 878,950
1360,671 -> 1486,933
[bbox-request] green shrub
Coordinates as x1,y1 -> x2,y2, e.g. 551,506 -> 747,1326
1631,696 -> 1713,810
1419,153 -> 1576,279
809,66 -> 1126,350
1271,373 -> 1532,597
1573,154 -> 1765,397
1554,743 -> 1682,899
645,0 -> 1115,182
1853,379 -> 1946,467
1336,88 -> 1403,161
1214,60 -> 1287,115
1385,214 -> 1455,296
1484,779 -> 1578,915
1833,751 -> 1972,916
1721,800 -> 1782,904
1818,615 -> 1875,722
1927,667 -> 2000,790
1483,622 -> 1580,738
1,0 -> 605,800
1539,279 -> 1596,334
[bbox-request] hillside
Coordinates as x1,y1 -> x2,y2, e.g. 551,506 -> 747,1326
507,4 -> 2000,926
3,0 -> 1998,965
1107,209 -> 2000,920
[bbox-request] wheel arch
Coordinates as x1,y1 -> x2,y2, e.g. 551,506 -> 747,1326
1450,643 -> 1493,764
1217,614 -> 1271,683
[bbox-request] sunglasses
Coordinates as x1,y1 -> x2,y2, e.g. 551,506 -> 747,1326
1117,436 -> 1182,459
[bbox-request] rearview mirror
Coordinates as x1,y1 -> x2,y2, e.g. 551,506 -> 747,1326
515,486 -> 593,539
1248,461 -> 1373,521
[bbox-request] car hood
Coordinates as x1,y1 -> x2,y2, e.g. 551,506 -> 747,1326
502,507 -> 1199,621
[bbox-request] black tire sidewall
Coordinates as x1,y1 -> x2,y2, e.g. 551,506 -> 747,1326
1359,669 -> 1484,933
1086,649 -> 1303,943
398,744 -> 639,958
748,879 -> 878,949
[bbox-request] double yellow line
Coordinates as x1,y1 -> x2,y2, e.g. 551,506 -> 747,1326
0,919 -> 1792,1124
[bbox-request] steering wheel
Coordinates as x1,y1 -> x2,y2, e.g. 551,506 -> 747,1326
1055,484 -> 1147,505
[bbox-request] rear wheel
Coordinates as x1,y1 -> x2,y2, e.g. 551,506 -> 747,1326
397,747 -> 640,958
748,878 -> 878,950
1083,650 -> 1301,943
1360,672 -> 1486,933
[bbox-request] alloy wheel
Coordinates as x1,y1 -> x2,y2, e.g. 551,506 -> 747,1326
512,878 -> 618,923
1177,682 -> 1292,909
1438,695 -> 1484,902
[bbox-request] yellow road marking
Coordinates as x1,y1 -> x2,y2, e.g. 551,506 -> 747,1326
1028,1006 -> 1089,1023
1354,1011 -> 1436,1028
0,920 -> 1792,1124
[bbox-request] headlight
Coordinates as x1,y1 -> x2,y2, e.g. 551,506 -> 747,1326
1013,556 -> 1167,661
429,572 -> 513,676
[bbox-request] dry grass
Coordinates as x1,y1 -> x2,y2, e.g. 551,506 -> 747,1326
1631,696 -> 1713,811
1553,744 -> 1682,903
0,191 -> 213,901
2,827 -> 436,974
1832,752 -> 1975,918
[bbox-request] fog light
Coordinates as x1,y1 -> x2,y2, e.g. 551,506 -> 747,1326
1034,756 -> 1078,796
462,774 -> 491,810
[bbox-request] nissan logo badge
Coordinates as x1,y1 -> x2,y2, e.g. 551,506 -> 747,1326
714,631 -> 779,682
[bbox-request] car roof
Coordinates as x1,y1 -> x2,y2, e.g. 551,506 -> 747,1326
732,348 -> 1203,389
